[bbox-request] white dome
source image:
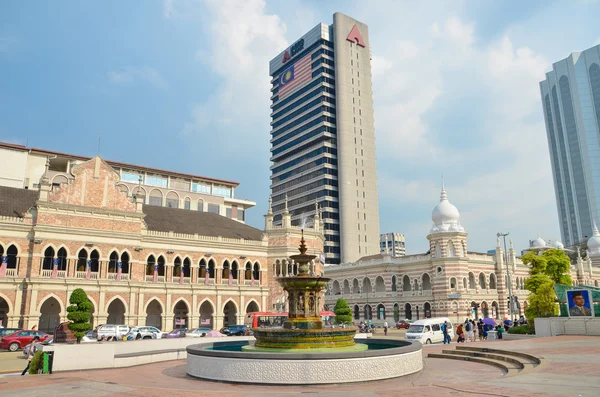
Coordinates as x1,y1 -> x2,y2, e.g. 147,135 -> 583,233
550,239 -> 564,250
588,222 -> 600,256
430,185 -> 464,233
531,235 -> 546,249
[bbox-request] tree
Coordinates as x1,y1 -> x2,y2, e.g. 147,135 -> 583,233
67,288 -> 93,343
542,249 -> 573,285
393,305 -> 400,323
333,298 -> 352,326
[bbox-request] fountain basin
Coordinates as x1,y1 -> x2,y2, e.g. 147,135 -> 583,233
252,327 -> 356,349
186,339 -> 423,385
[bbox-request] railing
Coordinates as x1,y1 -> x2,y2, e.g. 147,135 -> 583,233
75,271 -> 99,280
41,269 -> 66,278
422,289 -> 433,296
145,275 -> 165,282
172,277 -> 191,284
4,268 -> 17,277
108,273 -> 130,281
144,230 -> 267,246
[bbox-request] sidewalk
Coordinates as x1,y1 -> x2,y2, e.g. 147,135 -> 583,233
0,336 -> 598,396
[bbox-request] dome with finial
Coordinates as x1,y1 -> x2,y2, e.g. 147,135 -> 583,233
531,234 -> 547,249
430,182 -> 464,233
550,239 -> 564,250
587,221 -> 600,257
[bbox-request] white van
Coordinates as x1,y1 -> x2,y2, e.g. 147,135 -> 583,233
405,318 -> 454,344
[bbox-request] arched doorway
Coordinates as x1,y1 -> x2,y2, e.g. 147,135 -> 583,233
376,303 -> 386,320
199,301 -> 214,329
405,303 -> 412,320
363,304 -> 372,320
424,302 -> 432,318
173,300 -> 189,329
353,304 -> 360,320
492,301 -> 499,319
0,297 -> 9,327
146,300 -> 163,329
107,299 -> 126,325
223,301 -> 237,326
39,297 -> 61,333
246,301 -> 259,315
481,301 -> 489,318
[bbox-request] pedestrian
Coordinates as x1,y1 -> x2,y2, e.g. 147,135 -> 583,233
456,323 -> 464,343
21,336 -> 40,376
383,320 -> 388,336
477,320 -> 484,341
441,321 -> 451,344
465,320 -> 474,342
497,324 -> 505,340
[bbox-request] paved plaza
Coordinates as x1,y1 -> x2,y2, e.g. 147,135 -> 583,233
0,336 -> 598,396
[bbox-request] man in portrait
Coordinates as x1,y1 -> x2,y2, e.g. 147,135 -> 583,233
568,290 -> 593,316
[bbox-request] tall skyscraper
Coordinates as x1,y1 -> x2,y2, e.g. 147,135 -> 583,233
380,232 -> 406,257
540,44 -> 600,247
268,13 -> 380,265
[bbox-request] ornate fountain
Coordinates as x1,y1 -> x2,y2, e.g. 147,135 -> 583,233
248,230 -> 359,351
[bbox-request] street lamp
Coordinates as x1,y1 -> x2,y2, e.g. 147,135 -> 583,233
497,232 -> 513,319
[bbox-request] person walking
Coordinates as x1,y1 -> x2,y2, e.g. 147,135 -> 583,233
383,320 -> 388,336
21,336 -> 40,376
465,320 -> 474,342
441,321 -> 451,344
456,323 -> 464,343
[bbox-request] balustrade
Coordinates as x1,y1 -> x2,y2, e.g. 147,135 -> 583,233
107,273 -> 130,281
145,275 -> 165,282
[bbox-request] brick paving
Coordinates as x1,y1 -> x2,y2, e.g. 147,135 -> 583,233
1,336 -> 599,396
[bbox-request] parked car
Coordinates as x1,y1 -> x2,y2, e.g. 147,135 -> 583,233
127,326 -> 163,340
1,330 -> 50,352
164,329 -> 187,338
186,328 -> 212,338
396,320 -> 411,329
220,325 -> 249,336
0,328 -> 20,339
91,324 -> 131,341
23,337 -> 53,356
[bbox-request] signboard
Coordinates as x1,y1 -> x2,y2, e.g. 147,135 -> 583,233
567,289 -> 594,317
447,293 -> 462,299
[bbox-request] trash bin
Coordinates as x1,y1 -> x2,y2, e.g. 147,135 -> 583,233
44,351 -> 54,374
487,330 -> 497,340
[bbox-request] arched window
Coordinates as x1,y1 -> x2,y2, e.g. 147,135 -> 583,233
450,277 -> 457,291
108,251 -> 119,273
231,260 -> 239,280
184,197 -> 191,210
197,199 -> 204,212
402,275 -> 411,292
363,278 -> 372,294
332,280 -> 341,295
479,272 -> 487,289
149,189 -> 163,206
6,244 -> 18,269
222,260 -> 230,280
352,278 -> 359,294
146,255 -> 156,275
343,279 -> 350,294
56,247 -> 68,271
353,305 -> 360,320
166,191 -> 179,208
77,249 -> 88,272
447,240 -> 456,257
173,257 -> 182,277
391,275 -> 397,292
157,255 -> 165,276
253,262 -> 260,282
132,186 -> 146,203
422,274 -> 432,290
463,277 -> 467,290
469,272 -> 476,289
489,273 -> 497,289
375,276 -> 385,293
90,249 -> 99,272
208,259 -> 215,279
404,303 -> 412,320
121,252 -> 130,274
199,259 -> 207,278
245,261 -> 252,280
424,302 -> 432,318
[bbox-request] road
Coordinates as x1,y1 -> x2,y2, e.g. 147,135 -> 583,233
0,351 -> 26,374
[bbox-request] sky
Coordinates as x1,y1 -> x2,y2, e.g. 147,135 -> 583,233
1,0 -> 600,255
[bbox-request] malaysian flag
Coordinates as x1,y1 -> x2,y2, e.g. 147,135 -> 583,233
153,264 -> 158,283
0,256 -> 7,278
179,266 -> 184,285
116,261 -> 122,281
86,260 -> 91,280
204,268 -> 209,285
278,53 -> 312,99
228,271 -> 233,286
51,258 -> 59,278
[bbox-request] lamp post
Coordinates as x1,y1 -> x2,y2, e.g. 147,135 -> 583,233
497,232 -> 512,318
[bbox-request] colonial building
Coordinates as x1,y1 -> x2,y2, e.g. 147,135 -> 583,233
324,185 -> 600,325
0,156 -> 324,332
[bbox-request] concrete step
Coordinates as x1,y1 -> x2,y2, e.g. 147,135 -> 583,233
427,353 -> 520,376
440,349 -> 525,369
455,345 -> 542,372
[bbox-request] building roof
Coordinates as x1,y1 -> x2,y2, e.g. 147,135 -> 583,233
0,141 -> 240,187
142,205 -> 264,241
0,186 -> 39,218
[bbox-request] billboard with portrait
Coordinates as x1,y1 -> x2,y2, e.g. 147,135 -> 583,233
567,289 -> 594,317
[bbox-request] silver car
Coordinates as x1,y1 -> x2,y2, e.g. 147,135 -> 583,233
92,324 -> 131,341
127,326 -> 162,340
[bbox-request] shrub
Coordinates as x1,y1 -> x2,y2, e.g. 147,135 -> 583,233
28,350 -> 44,374
507,325 -> 535,335
67,288 -> 93,343
333,298 -> 352,325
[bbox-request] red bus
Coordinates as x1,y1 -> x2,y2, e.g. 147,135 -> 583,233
245,311 -> 336,328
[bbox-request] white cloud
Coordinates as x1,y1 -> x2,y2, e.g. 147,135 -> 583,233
181,0 -> 288,148
108,66 -> 168,90
163,0 -> 175,18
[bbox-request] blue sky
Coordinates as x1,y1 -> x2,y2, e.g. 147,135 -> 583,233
1,0 -> 599,254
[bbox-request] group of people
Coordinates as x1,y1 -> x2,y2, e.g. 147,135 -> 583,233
358,321 -> 375,334
455,318 -> 506,343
